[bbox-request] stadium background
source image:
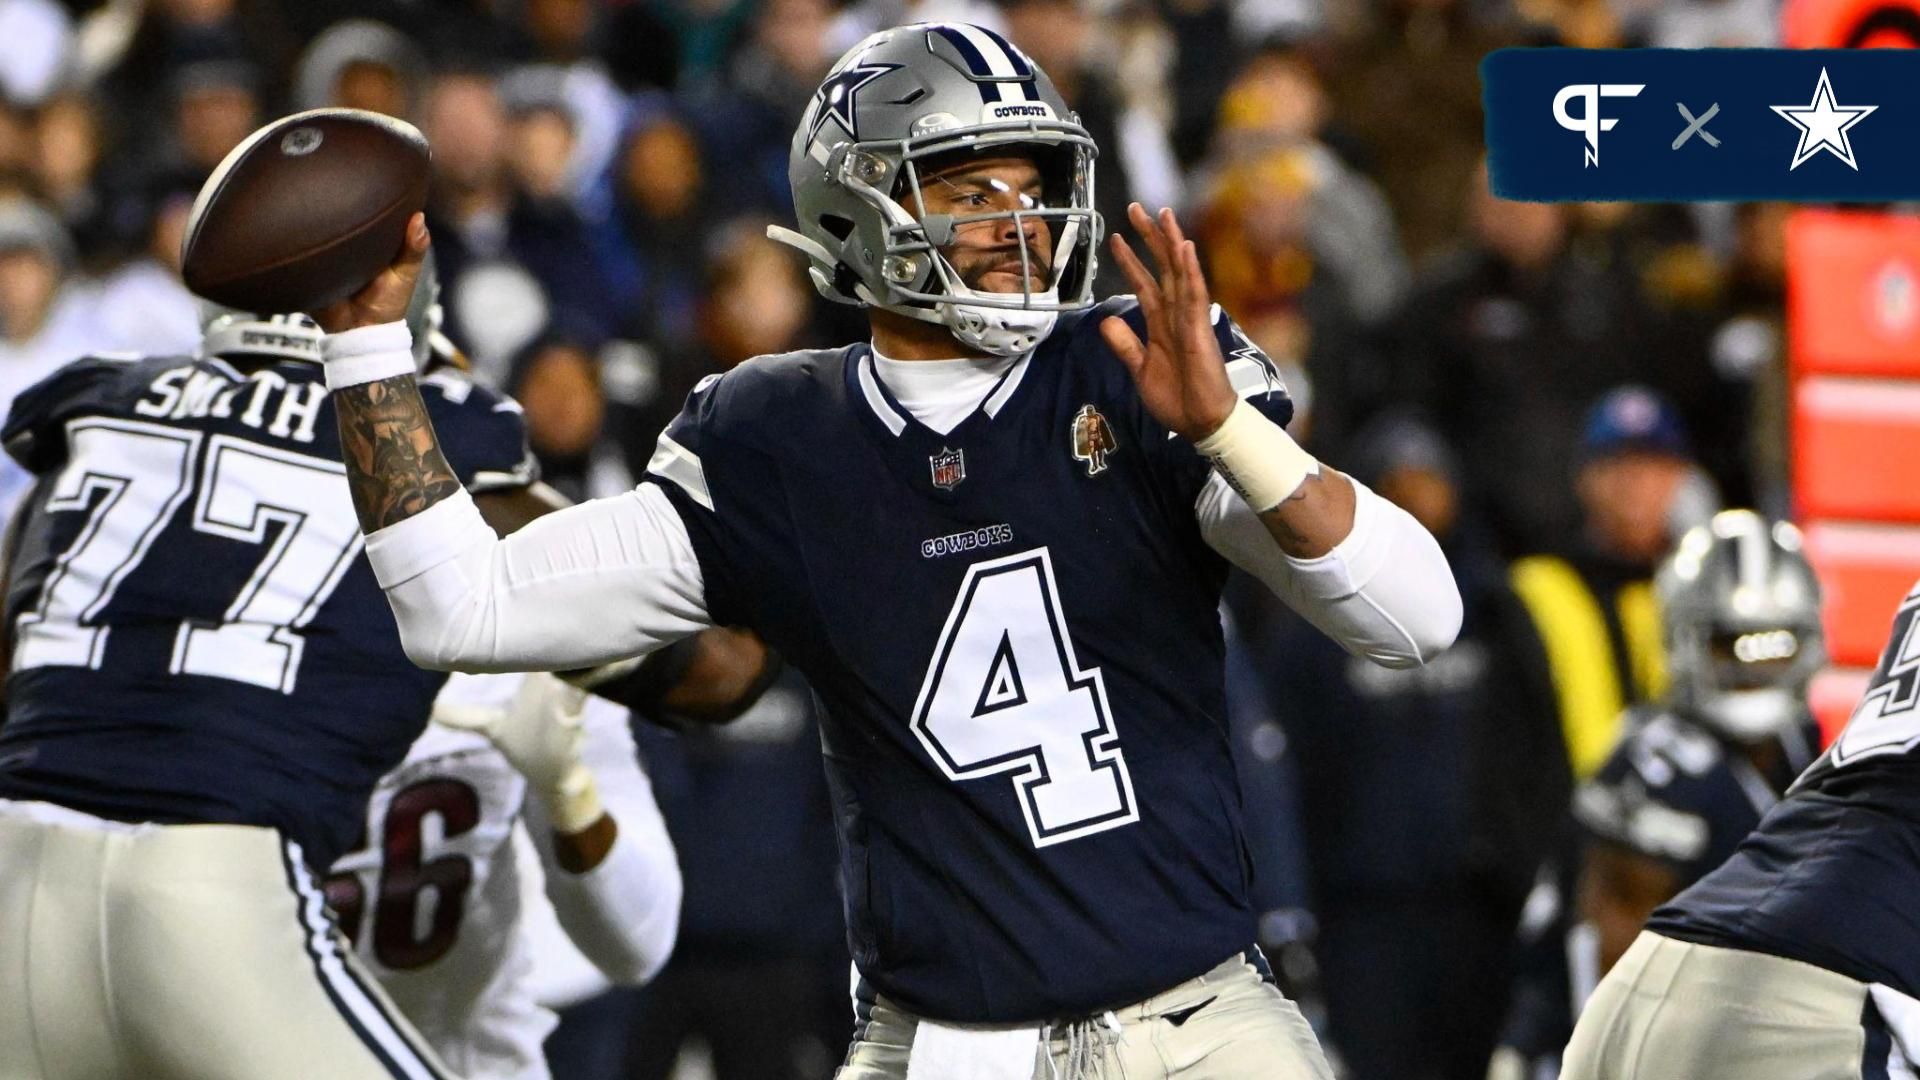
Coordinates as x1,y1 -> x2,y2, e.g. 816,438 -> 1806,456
0,0 -> 1911,1075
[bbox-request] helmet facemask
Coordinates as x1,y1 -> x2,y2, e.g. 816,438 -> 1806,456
1673,624 -> 1824,742
789,121 -> 1100,357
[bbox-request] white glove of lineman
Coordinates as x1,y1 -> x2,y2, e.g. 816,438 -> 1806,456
434,674 -> 605,834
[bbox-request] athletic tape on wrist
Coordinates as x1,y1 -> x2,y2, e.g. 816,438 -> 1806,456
321,321 -> 416,390
1193,399 -> 1320,513
546,762 -> 606,836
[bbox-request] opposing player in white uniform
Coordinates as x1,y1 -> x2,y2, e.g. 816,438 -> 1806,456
328,671 -> 681,1080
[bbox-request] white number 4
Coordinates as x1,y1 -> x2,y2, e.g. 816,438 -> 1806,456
910,548 -> 1139,847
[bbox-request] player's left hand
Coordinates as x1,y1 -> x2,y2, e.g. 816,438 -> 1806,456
434,674 -> 598,829
1100,203 -> 1238,444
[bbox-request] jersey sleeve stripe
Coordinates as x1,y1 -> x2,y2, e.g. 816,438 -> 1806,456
278,842 -> 456,1080
646,434 -> 714,511
1225,358 -> 1277,401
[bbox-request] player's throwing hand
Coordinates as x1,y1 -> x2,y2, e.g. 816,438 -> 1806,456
1099,203 -> 1239,444
312,212 -> 432,334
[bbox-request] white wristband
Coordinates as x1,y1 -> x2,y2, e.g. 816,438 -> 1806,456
1193,399 -> 1320,512
322,321 -> 416,390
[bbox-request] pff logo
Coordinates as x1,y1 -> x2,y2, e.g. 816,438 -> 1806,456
1553,84 -> 1645,167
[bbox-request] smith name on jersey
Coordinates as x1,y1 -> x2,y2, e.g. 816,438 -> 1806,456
0,352 -> 534,868
1649,582 -> 1920,999
645,297 -> 1292,1022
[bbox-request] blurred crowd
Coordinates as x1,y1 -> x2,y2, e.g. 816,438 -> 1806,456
0,0 -> 1803,1076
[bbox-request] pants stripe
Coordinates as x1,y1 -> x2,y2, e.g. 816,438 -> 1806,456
277,842 -> 449,1080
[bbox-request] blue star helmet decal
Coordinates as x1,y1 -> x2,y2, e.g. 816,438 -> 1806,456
808,60 -> 902,144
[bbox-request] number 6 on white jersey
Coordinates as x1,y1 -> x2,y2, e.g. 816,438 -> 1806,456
911,548 -> 1139,847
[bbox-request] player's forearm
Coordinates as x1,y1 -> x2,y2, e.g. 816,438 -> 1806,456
571,629 -> 781,727
534,748 -> 683,985
337,374 -> 463,532
551,812 -> 618,873
1202,476 -> 1461,667
1193,397 -> 1348,559
1256,469 -> 1356,559
324,322 -> 462,535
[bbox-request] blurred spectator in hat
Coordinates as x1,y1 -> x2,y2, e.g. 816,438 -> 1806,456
1227,411 -> 1562,1080
170,58 -> 260,176
291,18 -> 426,117
0,0 -> 73,107
1509,385 -> 1719,789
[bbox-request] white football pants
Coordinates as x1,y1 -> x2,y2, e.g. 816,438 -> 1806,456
0,801 -> 459,1080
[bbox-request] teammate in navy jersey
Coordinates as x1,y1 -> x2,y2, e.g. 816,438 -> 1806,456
314,23 -> 1461,1079
1564,538 -> 1920,1078
0,294 -> 768,1080
1492,511 -> 1823,1080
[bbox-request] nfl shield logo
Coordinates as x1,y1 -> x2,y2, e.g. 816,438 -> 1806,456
929,447 -> 966,490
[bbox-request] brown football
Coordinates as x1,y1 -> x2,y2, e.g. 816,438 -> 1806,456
181,108 -> 431,315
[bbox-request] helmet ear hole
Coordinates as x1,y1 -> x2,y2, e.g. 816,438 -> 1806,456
821,215 -> 856,241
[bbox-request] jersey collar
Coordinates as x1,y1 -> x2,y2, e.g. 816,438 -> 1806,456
851,345 -> 1034,438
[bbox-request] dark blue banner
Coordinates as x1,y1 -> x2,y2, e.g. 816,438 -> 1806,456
1484,48 -> 1920,201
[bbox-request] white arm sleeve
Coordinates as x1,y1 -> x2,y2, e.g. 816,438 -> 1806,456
1198,474 -> 1462,669
363,484 -> 713,672
524,698 -> 682,986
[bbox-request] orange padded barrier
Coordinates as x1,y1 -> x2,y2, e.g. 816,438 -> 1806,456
1802,522 -> 1920,667
1788,211 -> 1920,379
1794,377 -> 1920,522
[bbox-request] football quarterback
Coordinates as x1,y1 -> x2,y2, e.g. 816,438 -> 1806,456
314,22 -> 1461,1080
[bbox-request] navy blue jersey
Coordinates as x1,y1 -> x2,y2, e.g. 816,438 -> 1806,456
1651,582 -> 1920,996
645,298 -> 1292,1023
1576,707 -> 1816,882
1496,708 -> 1813,1070
0,355 -> 533,868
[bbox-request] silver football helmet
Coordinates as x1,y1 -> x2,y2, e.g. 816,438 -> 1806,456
198,250 -> 441,368
769,22 -> 1100,356
199,305 -> 324,363
1659,510 -> 1826,743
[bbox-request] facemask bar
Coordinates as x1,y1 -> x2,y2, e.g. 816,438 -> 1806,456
836,123 -> 1100,316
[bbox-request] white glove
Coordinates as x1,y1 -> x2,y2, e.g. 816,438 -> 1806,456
434,674 -> 605,834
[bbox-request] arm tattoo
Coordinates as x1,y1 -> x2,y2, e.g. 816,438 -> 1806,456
334,375 -> 463,532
